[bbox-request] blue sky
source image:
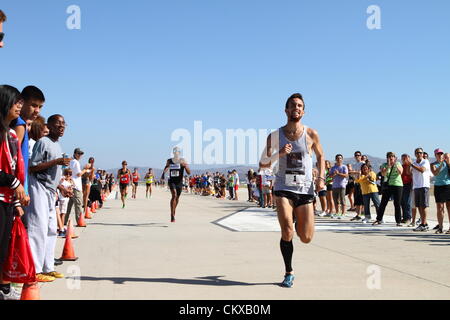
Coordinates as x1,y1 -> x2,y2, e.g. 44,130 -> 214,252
1,0 -> 449,170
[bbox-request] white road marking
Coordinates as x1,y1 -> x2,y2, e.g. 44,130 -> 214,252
215,207 -> 441,232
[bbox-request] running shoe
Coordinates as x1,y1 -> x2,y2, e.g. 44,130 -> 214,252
435,228 -> 443,234
413,224 -> 429,232
350,216 -> 361,221
407,222 -> 416,227
171,215 -> 176,223
122,203 -> 125,209
372,220 -> 382,226
432,224 -> 440,230
0,286 -> 21,300
281,274 -> 295,288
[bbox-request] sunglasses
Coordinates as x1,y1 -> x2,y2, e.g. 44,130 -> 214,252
0,32 -> 4,42
416,152 -> 423,154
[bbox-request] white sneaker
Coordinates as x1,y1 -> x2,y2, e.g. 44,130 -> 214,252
0,286 -> 21,300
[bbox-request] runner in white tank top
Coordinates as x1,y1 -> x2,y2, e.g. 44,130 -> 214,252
259,93 -> 325,288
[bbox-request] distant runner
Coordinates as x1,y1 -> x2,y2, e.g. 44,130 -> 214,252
131,168 -> 140,199
117,161 -> 131,209
161,147 -> 191,222
260,93 -> 325,288
144,168 -> 154,198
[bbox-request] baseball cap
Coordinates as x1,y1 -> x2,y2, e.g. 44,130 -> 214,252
434,148 -> 444,154
74,148 -> 84,155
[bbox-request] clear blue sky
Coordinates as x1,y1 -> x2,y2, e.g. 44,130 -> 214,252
1,0 -> 449,170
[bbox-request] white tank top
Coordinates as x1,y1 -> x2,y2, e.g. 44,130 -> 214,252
274,126 -> 314,195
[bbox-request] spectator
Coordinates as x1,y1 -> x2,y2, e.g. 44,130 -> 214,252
57,169 -> 75,237
233,170 -> 240,200
11,86 -> 46,205
247,169 -> 254,202
430,149 -> 450,234
373,152 -> 403,226
324,160 -> 334,216
330,154 -> 349,219
25,114 -> 71,282
355,164 -> 380,223
227,171 -> 235,200
28,115 -> 47,156
0,85 -> 27,300
0,10 -> 6,48
261,168 -> 274,208
65,149 -> 88,226
349,151 -> 366,221
82,157 -> 95,211
400,154 -> 413,224
313,163 -> 327,216
404,148 -> 431,232
346,163 -> 355,212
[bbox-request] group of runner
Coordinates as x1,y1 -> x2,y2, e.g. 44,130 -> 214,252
116,164 -> 156,208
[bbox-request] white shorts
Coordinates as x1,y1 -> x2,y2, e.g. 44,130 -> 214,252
59,198 -> 69,214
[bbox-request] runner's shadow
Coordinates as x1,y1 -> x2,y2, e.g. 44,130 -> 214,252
78,275 -> 277,287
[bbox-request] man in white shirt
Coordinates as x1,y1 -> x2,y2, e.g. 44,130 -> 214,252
65,148 -> 88,226
405,148 -> 431,232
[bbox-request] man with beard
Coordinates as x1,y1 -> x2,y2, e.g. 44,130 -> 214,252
260,93 -> 325,288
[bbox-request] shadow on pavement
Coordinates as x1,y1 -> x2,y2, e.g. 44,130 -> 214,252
77,275 -> 277,287
332,229 -> 450,246
87,222 -> 169,228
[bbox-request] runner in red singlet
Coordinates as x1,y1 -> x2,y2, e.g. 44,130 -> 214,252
117,161 -> 131,209
131,168 -> 140,199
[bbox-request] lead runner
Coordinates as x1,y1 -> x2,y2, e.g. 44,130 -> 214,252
260,93 -> 325,288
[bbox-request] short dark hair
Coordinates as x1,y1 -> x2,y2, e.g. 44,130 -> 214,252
386,152 -> 396,158
21,86 -> 45,102
47,114 -> 63,124
335,154 -> 343,160
285,93 -> 305,110
354,151 -> 362,156
0,10 -> 6,23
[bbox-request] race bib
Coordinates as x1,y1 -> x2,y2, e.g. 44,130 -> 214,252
170,171 -> 180,178
285,171 -> 305,187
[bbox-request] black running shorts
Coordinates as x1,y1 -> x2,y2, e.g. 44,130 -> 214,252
274,190 -> 315,208
169,182 -> 183,197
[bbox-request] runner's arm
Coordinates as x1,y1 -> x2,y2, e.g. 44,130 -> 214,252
259,132 -> 284,168
161,161 -> 170,180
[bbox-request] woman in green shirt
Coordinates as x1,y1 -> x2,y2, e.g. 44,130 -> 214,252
373,152 -> 404,226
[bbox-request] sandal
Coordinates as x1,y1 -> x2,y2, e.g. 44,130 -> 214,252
372,220 -> 382,226
446,229 -> 450,234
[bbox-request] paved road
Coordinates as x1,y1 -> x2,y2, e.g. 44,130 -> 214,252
40,187 -> 450,300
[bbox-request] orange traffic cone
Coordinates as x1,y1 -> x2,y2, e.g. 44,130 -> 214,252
21,282 -> 40,300
60,226 -> 79,261
91,202 -> 96,213
66,220 -> 78,239
85,206 -> 92,219
77,211 -> 87,228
